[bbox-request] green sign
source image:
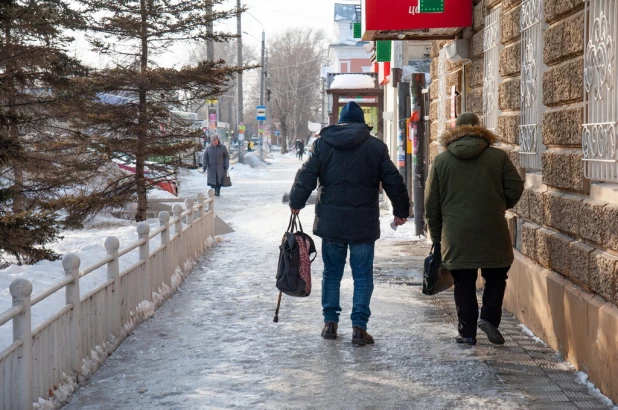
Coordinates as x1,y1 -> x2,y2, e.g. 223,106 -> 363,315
353,23 -> 361,39
376,40 -> 392,63
420,0 -> 444,13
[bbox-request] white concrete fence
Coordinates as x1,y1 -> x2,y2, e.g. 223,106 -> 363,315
0,191 -> 216,409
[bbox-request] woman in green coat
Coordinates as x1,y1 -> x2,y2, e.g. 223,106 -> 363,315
425,112 -> 524,345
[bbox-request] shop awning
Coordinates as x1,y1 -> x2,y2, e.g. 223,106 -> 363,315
361,0 -> 472,41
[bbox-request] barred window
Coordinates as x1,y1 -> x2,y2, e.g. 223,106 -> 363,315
483,8 -> 502,133
583,1 -> 618,181
519,0 -> 546,170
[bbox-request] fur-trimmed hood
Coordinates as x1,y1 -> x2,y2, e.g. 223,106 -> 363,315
439,125 -> 498,159
440,125 -> 498,147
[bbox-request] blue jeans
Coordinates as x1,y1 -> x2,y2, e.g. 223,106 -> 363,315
321,240 -> 375,329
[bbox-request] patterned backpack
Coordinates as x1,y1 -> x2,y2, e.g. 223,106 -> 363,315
274,214 -> 317,322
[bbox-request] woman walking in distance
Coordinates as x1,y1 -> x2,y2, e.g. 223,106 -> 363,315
202,135 -> 229,196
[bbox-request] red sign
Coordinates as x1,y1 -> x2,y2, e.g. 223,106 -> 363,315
362,0 -> 472,40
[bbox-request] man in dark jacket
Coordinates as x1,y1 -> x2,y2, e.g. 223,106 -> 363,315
289,102 -> 410,346
425,112 -> 524,346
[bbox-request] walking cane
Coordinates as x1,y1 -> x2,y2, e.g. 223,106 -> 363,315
273,291 -> 283,322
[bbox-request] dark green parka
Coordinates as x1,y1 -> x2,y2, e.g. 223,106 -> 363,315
424,125 -> 524,271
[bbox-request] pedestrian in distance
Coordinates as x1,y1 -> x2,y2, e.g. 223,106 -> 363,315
289,101 -> 410,346
202,135 -> 229,197
297,140 -> 305,161
424,112 -> 524,346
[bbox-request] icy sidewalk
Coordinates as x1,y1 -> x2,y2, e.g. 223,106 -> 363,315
63,155 -> 615,410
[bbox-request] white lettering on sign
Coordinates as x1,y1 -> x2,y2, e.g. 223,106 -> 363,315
409,5 -> 420,15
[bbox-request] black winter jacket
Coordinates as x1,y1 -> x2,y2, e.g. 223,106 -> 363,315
289,123 -> 410,243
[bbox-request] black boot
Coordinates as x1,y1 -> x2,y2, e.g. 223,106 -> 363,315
455,336 -> 477,345
478,319 -> 505,345
352,327 -> 374,346
321,322 -> 338,340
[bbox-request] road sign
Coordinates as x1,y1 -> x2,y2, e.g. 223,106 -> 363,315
275,131 -> 281,136
256,106 -> 266,121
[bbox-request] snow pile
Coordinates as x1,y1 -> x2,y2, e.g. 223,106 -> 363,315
148,188 -> 177,200
330,74 -> 376,90
518,324 -> 548,346
576,372 -> 618,409
242,152 -> 270,168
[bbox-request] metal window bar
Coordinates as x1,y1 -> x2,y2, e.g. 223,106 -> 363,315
583,0 -> 618,181
519,0 -> 547,170
437,48 -> 447,145
483,8 -> 502,133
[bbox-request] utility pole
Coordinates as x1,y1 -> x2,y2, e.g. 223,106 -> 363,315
258,30 -> 265,160
236,0 -> 244,163
206,1 -> 214,61
265,49 -> 271,152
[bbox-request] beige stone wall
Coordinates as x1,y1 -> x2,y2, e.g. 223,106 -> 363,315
514,0 -> 618,310
428,40 -> 462,163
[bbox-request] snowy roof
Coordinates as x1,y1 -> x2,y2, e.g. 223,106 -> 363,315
330,74 -> 376,90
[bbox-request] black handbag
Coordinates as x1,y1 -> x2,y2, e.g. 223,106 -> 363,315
273,214 -> 317,322
222,170 -> 232,187
422,243 -> 453,295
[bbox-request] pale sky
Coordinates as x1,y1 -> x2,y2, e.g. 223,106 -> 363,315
73,0 -> 356,68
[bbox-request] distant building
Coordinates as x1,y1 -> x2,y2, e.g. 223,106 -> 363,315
328,2 -> 372,74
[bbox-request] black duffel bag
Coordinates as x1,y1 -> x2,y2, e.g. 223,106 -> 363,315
273,213 -> 317,322
422,243 -> 453,295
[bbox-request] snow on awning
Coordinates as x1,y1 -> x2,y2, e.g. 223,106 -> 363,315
330,74 -> 376,90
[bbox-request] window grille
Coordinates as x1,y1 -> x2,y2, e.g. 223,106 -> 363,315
519,0 -> 546,170
583,0 -> 618,181
483,8 -> 502,132
437,48 -> 447,142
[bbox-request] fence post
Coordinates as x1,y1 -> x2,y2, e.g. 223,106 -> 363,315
185,198 -> 195,225
208,188 -> 215,213
159,211 -> 171,287
137,223 -> 151,302
10,278 -> 33,410
173,204 -> 184,264
208,189 -> 215,236
159,211 -> 170,246
173,204 -> 183,236
197,193 -> 205,219
63,253 -> 82,376
105,237 -> 121,337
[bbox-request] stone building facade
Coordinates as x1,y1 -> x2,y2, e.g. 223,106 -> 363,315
428,0 -> 618,401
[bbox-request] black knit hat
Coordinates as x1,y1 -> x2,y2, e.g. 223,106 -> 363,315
338,102 -> 365,124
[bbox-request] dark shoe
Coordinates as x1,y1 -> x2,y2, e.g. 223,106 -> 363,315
478,319 -> 505,345
321,322 -> 338,340
352,327 -> 374,346
455,336 -> 477,345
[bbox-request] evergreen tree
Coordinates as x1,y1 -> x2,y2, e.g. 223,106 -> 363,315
0,0 -> 111,265
77,0 -> 242,221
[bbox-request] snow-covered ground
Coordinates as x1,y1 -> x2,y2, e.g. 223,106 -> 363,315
2,150 -> 617,409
